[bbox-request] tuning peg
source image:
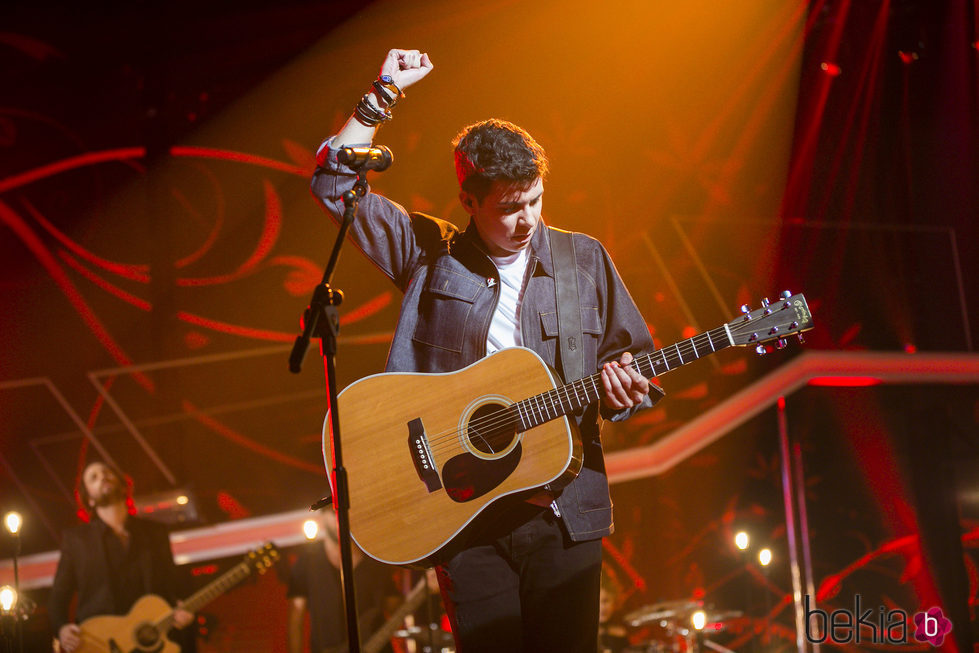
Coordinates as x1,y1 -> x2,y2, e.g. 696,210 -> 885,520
769,326 -> 779,335
797,333 -> 806,345
775,337 -> 787,349
755,344 -> 767,356
780,290 -> 792,300
761,297 -> 770,308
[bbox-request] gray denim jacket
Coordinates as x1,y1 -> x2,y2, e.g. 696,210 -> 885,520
311,138 -> 662,542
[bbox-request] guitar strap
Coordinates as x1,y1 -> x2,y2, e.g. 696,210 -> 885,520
548,227 -> 583,384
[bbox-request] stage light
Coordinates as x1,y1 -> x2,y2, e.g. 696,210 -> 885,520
3,512 -> 21,535
808,376 -> 882,387
176,495 -> 189,505
691,610 -> 707,631
0,586 -> 15,612
735,531 -> 749,550
758,548 -> 773,566
303,519 -> 318,541
820,62 -> 842,76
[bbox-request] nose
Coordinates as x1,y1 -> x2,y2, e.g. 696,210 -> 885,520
517,206 -> 535,227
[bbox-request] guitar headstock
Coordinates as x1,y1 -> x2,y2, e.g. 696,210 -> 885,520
246,541 -> 280,574
726,291 -> 813,354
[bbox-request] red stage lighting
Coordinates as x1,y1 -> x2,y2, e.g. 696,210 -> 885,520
897,51 -> 918,64
808,376 -> 882,387
820,62 -> 842,76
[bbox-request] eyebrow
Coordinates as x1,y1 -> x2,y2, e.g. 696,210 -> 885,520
496,190 -> 543,208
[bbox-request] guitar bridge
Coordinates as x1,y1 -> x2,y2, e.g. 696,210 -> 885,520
408,418 -> 442,493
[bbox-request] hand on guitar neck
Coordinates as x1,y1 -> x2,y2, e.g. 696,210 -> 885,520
599,351 -> 651,411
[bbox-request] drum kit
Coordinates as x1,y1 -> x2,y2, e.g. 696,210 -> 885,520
386,595 -> 743,653
620,600 -> 743,653
393,623 -> 456,653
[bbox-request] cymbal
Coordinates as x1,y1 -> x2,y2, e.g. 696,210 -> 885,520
394,625 -> 455,646
702,609 -> 745,632
624,600 -> 700,627
705,609 -> 743,623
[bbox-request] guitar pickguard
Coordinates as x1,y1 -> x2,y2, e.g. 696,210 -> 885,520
442,443 -> 522,502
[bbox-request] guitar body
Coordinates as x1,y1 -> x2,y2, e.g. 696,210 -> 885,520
77,594 -> 177,653
331,347 -> 582,565
329,293 -> 815,566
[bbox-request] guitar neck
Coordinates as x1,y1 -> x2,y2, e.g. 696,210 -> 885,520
155,559 -> 256,632
516,324 -> 733,430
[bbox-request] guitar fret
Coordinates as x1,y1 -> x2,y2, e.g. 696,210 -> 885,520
638,356 -> 652,378
512,320 -> 745,434
533,395 -> 545,422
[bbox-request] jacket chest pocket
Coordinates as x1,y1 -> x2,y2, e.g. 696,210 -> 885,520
413,266 -> 485,353
538,306 -> 603,379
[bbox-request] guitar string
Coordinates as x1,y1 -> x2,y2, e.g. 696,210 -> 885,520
420,328 -> 725,456
420,309 -> 798,457
419,312 -> 796,457
419,328 -> 730,457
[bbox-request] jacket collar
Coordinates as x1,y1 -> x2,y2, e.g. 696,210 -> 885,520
458,218 -> 554,277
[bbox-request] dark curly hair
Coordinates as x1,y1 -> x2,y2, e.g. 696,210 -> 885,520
452,119 -> 549,202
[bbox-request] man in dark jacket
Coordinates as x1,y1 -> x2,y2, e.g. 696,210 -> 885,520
311,49 -> 661,653
50,462 -> 194,652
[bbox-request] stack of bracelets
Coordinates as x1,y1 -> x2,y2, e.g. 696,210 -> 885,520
354,74 -> 405,127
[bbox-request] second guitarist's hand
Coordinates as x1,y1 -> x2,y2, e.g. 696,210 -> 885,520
600,351 -> 650,411
173,601 -> 193,629
58,624 -> 81,653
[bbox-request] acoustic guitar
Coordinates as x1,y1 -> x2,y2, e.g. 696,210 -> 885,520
62,542 -> 278,653
327,292 -> 813,565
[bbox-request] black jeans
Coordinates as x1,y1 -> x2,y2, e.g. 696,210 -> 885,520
435,507 -> 603,653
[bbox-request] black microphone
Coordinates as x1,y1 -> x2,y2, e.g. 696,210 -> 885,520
337,145 -> 393,171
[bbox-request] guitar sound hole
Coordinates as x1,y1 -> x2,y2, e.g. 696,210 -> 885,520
134,623 -> 160,647
466,404 -> 517,455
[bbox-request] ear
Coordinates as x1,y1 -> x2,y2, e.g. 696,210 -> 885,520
459,190 -> 477,215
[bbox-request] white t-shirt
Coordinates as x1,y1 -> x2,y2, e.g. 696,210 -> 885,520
486,248 -> 530,355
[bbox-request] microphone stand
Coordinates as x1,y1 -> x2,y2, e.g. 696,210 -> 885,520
289,166 -> 372,653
